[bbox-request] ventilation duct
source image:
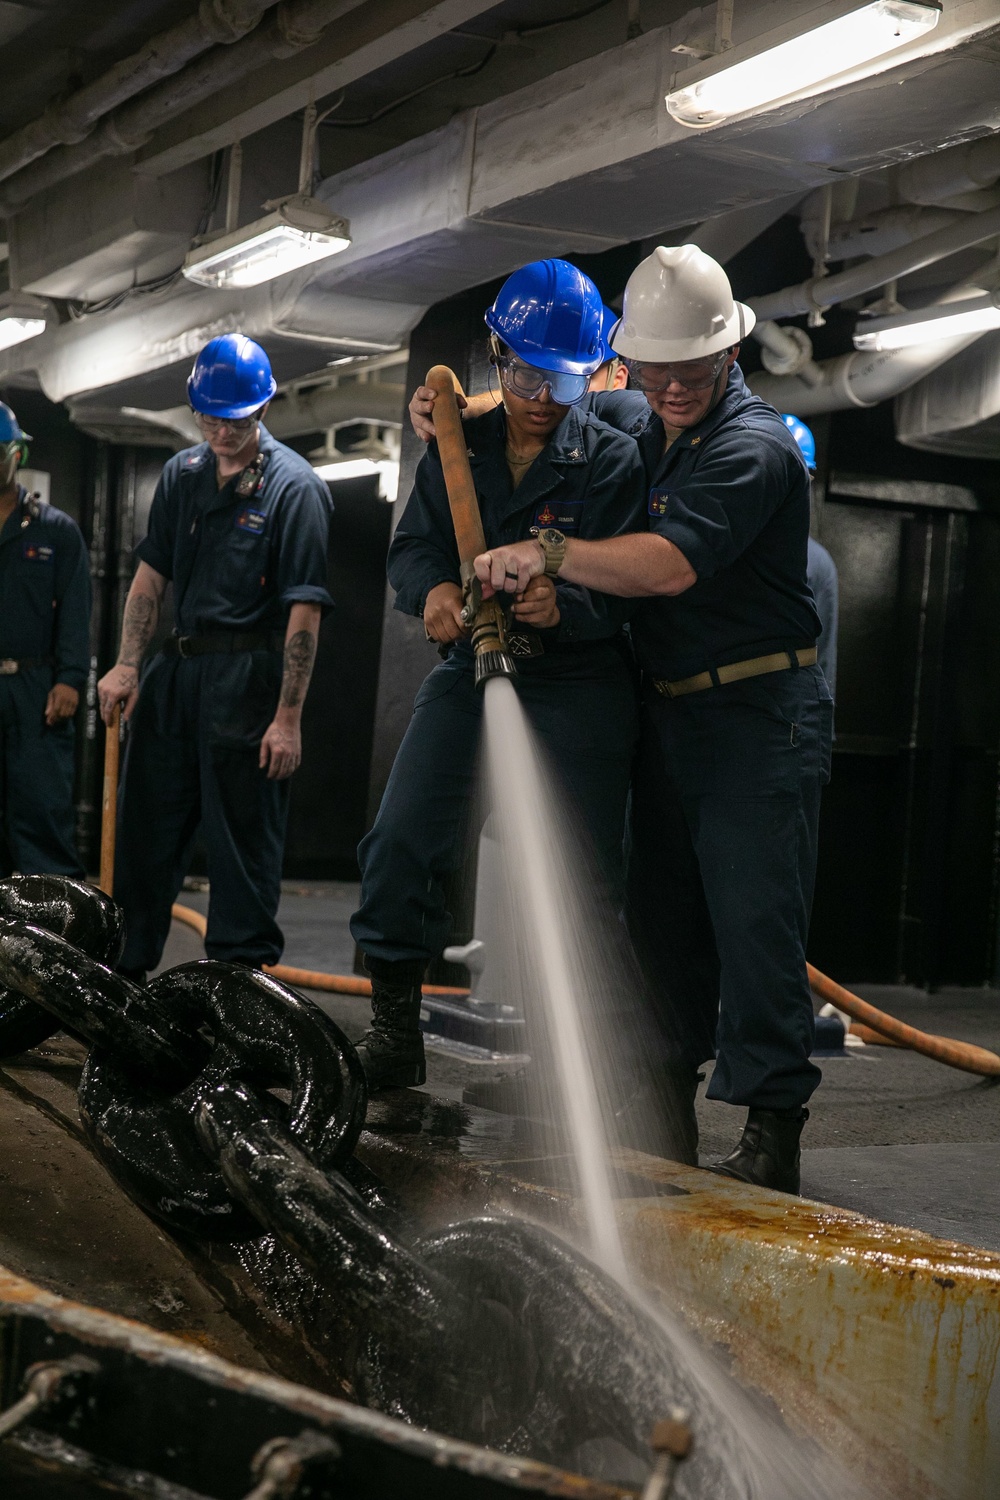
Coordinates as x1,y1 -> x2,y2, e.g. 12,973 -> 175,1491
2,2 -> 999,405
894,331 -> 1000,457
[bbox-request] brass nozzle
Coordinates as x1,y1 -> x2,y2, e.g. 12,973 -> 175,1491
471,598 -> 516,690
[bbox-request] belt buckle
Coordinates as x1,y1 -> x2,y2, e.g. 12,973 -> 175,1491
176,636 -> 193,660
0,659 -> 18,675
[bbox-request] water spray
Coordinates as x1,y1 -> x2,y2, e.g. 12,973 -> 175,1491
424,364 -> 516,689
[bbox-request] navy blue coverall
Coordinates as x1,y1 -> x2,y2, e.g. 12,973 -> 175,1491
590,370 -> 832,1112
351,403 -> 646,966
0,489 -> 90,875
807,536 -> 839,697
114,426 -> 333,971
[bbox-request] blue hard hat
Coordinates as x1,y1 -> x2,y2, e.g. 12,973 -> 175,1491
598,304 -> 620,364
782,413 -> 816,471
484,260 -> 605,376
0,400 -> 30,444
187,334 -> 277,419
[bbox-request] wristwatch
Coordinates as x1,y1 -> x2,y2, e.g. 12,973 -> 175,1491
531,526 -> 567,577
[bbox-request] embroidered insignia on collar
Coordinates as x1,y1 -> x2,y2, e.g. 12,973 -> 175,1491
567,447 -> 582,460
690,436 -> 702,445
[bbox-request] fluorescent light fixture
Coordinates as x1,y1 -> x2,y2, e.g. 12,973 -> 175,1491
853,290 -> 1000,351
183,193 -> 350,290
0,315 -> 46,351
313,458 -> 379,481
0,290 -> 48,351
313,456 -> 399,499
666,1 -> 940,128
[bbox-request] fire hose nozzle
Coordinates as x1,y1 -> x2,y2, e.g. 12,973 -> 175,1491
424,362 -> 516,690
471,598 -> 516,689
460,572 -> 483,627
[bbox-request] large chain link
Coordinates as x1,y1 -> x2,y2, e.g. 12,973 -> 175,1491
0,877 -> 734,1493
0,877 -> 124,1055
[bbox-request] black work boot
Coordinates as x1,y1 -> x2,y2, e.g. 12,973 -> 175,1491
708,1107 -> 808,1195
355,957 -> 427,1091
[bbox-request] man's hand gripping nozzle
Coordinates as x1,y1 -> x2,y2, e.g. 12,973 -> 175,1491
426,364 -> 516,691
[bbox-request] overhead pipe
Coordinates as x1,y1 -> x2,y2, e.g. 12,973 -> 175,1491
266,380 -> 405,436
747,203 -> 1000,322
747,277 -> 993,414
825,205 -> 963,263
0,0 -> 281,189
752,320 -> 824,386
102,381 -> 406,446
897,132 -> 1000,207
0,0 -> 369,215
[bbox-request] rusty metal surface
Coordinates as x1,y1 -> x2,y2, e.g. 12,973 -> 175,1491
359,1092 -> 1000,1500
0,1263 -> 637,1500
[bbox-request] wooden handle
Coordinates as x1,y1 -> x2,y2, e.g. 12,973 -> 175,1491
808,963 -> 1000,1076
99,705 -> 121,897
425,365 -> 484,566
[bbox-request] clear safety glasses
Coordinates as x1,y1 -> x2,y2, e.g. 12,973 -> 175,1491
496,352 -> 590,406
624,351 -> 729,392
192,409 -> 259,434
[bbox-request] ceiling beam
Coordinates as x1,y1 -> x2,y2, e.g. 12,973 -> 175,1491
135,0 -> 503,180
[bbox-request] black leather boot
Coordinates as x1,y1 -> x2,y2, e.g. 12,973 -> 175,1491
708,1107 -> 808,1194
355,957 -> 426,1091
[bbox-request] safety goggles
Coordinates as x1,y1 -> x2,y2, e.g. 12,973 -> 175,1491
624,351 -> 729,392
192,409 -> 260,434
496,352 -> 589,406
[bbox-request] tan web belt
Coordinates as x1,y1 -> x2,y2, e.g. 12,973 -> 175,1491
653,647 -> 818,700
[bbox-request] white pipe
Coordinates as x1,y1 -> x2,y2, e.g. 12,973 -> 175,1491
266,381 -> 405,435
111,381 -> 407,447
0,0 -> 369,214
753,320 -> 824,386
0,1 -> 281,188
826,205 -> 961,262
748,205 -> 1000,322
748,277 -> 994,414
897,133 -> 1000,206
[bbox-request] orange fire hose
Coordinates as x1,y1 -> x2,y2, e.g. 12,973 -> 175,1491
425,365 -> 482,559
171,904 -> 1000,1076
807,963 -> 1000,1077
99,705 -> 121,897
425,363 -> 512,683
169,904 -> 468,998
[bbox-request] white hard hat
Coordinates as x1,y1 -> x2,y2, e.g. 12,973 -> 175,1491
610,244 -> 755,362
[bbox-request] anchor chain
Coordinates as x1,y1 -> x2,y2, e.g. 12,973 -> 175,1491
0,876 -> 124,1055
0,878 -> 733,1491
0,878 -> 370,1236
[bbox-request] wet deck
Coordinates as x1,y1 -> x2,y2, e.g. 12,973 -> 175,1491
177,880 -> 1000,1253
1,890 -> 997,1499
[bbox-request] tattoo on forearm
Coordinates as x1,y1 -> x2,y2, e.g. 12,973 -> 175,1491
118,592 -> 158,668
279,629 -> 317,708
